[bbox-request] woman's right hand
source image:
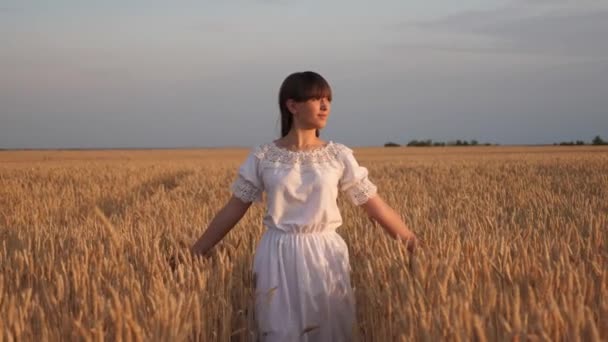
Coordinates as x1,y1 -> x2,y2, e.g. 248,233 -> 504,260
405,235 -> 420,254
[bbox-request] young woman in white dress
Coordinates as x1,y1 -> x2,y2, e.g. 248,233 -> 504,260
191,71 -> 418,341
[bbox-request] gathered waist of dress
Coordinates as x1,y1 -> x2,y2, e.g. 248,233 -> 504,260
263,217 -> 343,234
264,226 -> 339,236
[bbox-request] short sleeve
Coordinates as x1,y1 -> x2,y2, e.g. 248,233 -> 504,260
230,148 -> 264,203
338,147 -> 378,205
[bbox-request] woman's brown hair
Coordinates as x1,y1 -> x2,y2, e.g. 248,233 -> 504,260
278,71 -> 333,138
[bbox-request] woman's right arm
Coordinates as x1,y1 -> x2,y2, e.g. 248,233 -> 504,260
190,195 -> 253,257
360,194 -> 418,253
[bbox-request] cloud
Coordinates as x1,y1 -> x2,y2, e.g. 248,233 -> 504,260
387,4 -> 608,60
256,0 -> 291,5
482,9 -> 608,57
0,6 -> 21,13
512,0 -> 607,7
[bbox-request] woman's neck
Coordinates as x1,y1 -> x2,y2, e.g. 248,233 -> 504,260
277,129 -> 323,149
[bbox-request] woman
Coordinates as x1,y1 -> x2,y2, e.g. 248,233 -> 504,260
191,71 -> 418,341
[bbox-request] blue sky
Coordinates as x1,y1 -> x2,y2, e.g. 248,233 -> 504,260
1,0 -> 607,148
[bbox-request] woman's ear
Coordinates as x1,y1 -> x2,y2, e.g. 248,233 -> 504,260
286,99 -> 298,115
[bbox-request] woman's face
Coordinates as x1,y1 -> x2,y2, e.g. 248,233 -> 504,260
288,96 -> 331,130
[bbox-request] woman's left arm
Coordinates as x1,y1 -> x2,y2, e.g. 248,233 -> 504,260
360,194 -> 418,252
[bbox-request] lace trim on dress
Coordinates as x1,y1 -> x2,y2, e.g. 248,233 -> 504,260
231,176 -> 261,202
345,177 -> 378,205
254,140 -> 345,165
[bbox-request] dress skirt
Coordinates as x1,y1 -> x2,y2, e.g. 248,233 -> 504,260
252,227 -> 356,342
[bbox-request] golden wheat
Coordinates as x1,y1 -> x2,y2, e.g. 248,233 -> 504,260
0,146 -> 606,341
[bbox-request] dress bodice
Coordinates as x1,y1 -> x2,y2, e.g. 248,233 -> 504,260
231,140 -> 377,234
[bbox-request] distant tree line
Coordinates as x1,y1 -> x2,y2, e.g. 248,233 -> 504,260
383,135 -> 608,147
554,135 -> 607,146
384,139 -> 496,147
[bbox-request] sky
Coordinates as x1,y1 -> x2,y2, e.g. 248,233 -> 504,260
1,0 -> 607,149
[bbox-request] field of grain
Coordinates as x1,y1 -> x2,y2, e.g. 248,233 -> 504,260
1,145 -> 606,341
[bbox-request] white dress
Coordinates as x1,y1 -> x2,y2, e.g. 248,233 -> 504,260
230,140 -> 378,342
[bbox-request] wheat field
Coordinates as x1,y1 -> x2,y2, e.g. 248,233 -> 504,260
0,146 -> 606,341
